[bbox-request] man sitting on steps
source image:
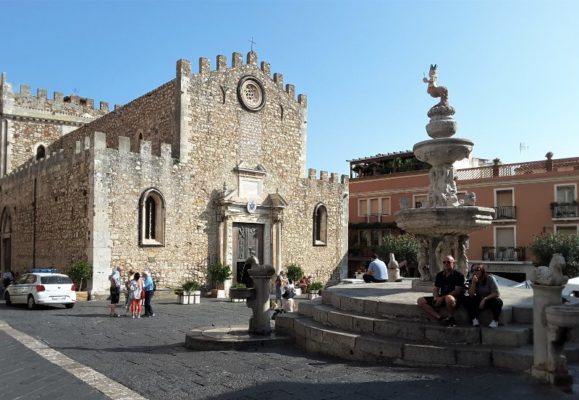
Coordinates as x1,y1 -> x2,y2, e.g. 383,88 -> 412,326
417,255 -> 465,326
363,254 -> 388,283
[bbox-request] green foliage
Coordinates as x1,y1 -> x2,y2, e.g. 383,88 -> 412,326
69,260 -> 92,291
230,282 -> 247,289
174,288 -> 184,296
530,233 -> 579,277
181,280 -> 200,293
376,234 -> 419,266
208,262 -> 232,287
286,264 -> 304,282
307,281 -> 324,291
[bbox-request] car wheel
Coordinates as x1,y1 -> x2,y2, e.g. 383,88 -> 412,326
27,295 -> 36,310
65,303 -> 74,309
4,292 -> 12,306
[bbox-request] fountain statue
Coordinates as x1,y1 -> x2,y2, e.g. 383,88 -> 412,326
396,65 -> 495,284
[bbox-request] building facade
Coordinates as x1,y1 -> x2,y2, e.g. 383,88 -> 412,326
348,152 -> 579,280
0,51 -> 349,294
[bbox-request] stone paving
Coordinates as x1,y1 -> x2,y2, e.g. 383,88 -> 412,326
0,296 -> 578,399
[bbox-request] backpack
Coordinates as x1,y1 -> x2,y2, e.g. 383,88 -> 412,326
130,281 -> 142,300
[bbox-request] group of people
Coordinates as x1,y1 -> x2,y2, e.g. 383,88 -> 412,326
417,255 -> 503,328
109,266 -> 155,318
361,253 -> 503,328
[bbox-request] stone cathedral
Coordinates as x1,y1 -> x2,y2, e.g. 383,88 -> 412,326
0,51 -> 348,295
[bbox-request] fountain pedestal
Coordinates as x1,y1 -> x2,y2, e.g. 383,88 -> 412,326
532,284 -> 579,390
247,265 -> 276,335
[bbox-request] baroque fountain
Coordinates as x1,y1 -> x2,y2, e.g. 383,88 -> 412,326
395,64 -> 495,283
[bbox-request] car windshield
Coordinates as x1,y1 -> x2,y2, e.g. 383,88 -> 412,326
41,276 -> 72,284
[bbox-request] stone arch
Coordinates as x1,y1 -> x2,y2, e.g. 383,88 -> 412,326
313,203 -> 327,246
1,207 -> 13,273
34,143 -> 47,160
138,188 -> 165,246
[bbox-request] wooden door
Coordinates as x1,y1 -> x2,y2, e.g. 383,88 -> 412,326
232,223 -> 264,283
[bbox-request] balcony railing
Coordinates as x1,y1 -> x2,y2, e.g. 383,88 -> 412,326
364,213 -> 390,223
494,206 -> 516,220
482,246 -> 526,262
551,203 -> 578,219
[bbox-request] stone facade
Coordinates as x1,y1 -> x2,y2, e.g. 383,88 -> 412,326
0,52 -> 348,295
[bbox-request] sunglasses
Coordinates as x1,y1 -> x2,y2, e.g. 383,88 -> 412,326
472,268 -> 482,272
442,261 -> 453,264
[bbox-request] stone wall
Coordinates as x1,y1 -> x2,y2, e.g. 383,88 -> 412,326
0,150 -> 91,273
0,75 -> 109,176
48,81 -> 177,159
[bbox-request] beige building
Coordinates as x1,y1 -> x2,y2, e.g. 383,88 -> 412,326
0,51 -> 348,295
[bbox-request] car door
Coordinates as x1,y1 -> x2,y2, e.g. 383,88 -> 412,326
11,274 -> 32,303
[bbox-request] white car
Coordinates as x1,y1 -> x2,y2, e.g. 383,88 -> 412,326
4,270 -> 76,309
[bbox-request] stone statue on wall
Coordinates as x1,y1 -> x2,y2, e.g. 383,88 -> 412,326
388,253 -> 402,282
531,253 -> 568,286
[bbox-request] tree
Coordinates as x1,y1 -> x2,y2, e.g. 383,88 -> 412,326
376,234 -> 419,266
530,233 -> 579,277
69,260 -> 92,291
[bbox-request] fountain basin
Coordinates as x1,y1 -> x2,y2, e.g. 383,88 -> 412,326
413,137 -> 473,165
425,115 -> 457,138
395,206 -> 495,236
546,305 -> 579,328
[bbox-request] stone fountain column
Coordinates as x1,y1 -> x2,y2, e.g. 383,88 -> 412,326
246,264 -> 275,335
395,65 -> 494,285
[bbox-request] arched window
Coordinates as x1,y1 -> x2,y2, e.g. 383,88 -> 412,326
139,189 -> 165,246
313,203 -> 327,246
35,145 -> 46,160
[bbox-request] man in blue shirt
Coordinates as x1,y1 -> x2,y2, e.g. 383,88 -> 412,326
142,271 -> 155,317
363,254 -> 388,283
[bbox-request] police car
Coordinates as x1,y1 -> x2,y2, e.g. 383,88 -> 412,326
4,269 -> 76,309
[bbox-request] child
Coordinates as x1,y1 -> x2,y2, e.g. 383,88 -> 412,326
129,272 -> 143,318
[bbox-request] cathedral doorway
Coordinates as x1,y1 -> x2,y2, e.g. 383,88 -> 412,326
232,223 -> 263,283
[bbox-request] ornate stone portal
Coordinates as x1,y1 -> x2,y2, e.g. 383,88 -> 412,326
396,65 -> 495,282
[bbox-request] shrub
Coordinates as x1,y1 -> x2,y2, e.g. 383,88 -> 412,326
307,281 -> 324,291
530,233 -> 579,277
230,282 -> 247,289
208,262 -> 232,288
182,280 -> 200,293
69,260 -> 92,291
376,234 -> 419,266
286,264 -> 304,282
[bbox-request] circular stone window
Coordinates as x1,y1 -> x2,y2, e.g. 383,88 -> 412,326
237,76 -> 266,112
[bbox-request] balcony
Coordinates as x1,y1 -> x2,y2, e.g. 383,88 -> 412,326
551,203 -> 578,219
494,206 -> 516,220
482,246 -> 526,262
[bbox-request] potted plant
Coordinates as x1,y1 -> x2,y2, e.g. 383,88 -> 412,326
175,280 -> 201,304
69,260 -> 92,301
307,281 -> 324,300
208,262 -> 232,298
286,264 -> 304,295
229,282 -> 253,302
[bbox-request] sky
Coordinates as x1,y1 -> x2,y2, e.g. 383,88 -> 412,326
2,0 -> 578,175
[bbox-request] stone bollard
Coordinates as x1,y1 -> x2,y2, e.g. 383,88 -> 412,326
388,253 -> 402,282
247,264 -> 276,335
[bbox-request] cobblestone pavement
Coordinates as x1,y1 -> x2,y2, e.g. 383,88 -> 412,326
0,297 -> 577,400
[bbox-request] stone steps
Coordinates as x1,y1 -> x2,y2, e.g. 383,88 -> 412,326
276,283 -> 579,371
306,303 -> 531,347
275,313 -> 536,371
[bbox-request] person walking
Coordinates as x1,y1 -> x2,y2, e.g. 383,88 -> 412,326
142,271 -> 155,317
467,264 -> 503,328
362,254 -> 388,283
129,272 -> 143,318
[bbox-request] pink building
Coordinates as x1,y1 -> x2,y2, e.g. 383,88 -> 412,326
348,152 -> 579,280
